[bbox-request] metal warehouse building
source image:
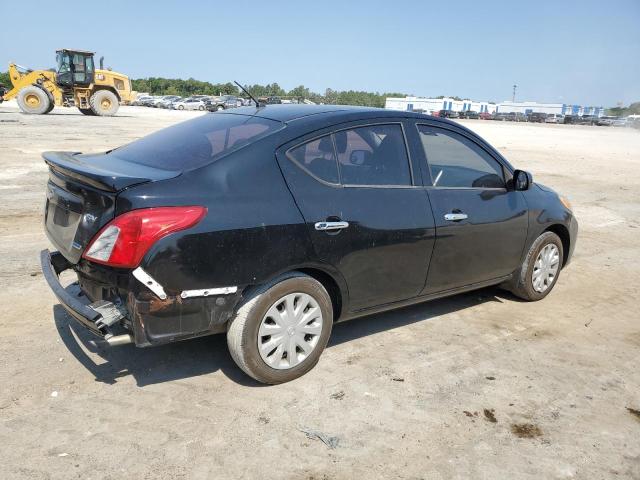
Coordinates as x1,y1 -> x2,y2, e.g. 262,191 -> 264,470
385,97 -> 603,117
495,101 -> 603,116
385,97 -> 495,114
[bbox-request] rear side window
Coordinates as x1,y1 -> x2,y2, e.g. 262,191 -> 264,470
417,125 -> 505,189
112,114 -> 283,171
334,124 -> 411,186
288,135 -> 339,184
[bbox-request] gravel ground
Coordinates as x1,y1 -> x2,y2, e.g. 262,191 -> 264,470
1,101 -> 639,479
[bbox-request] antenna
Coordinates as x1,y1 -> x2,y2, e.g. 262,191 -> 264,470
234,81 -> 262,107
512,84 -> 517,103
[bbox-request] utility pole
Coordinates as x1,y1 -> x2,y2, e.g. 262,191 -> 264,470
512,84 -> 517,103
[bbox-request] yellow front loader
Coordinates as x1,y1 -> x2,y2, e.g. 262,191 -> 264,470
0,49 -> 134,116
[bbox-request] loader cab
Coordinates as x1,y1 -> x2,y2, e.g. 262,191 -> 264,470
56,49 -> 94,87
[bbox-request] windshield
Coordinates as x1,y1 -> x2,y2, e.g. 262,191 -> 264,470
111,114 -> 283,171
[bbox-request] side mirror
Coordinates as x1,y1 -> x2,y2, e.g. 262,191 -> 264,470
513,169 -> 533,191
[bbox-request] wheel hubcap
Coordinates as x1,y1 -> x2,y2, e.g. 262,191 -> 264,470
532,244 -> 560,293
258,292 -> 323,370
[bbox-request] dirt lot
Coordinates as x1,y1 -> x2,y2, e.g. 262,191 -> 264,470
1,101 -> 639,479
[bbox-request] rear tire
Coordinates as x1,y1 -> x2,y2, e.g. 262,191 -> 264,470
16,86 -> 51,114
198,105 -> 205,111
227,272 -> 333,384
89,90 -> 119,116
509,232 -> 564,301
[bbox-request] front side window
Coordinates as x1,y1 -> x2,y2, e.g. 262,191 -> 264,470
417,125 -> 505,189
334,124 -> 411,186
288,135 -> 339,184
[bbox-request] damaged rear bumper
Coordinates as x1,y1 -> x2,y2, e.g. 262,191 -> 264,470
40,249 -> 133,345
41,249 -> 243,348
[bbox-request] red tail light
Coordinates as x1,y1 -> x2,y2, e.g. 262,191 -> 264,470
82,206 -> 207,268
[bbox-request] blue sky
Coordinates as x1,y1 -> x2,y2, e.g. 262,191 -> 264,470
2,0 -> 639,106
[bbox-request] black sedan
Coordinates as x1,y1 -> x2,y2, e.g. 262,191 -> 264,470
40,105 -> 578,384
459,111 -> 480,119
438,109 -> 459,119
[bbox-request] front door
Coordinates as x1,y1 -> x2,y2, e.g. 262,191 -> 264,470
414,123 -> 529,293
277,122 -> 436,312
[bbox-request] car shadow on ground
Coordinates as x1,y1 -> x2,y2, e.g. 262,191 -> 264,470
54,286 -> 513,388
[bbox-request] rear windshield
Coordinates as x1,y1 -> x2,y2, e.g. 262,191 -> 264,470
110,113 -> 283,170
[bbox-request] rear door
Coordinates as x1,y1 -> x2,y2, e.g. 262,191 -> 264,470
277,121 -> 436,312
412,122 -> 528,293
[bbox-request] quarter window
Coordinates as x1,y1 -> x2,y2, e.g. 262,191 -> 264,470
334,124 -> 411,186
288,135 -> 339,184
417,125 -> 505,188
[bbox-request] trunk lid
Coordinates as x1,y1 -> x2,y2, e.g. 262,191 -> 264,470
43,151 -> 180,263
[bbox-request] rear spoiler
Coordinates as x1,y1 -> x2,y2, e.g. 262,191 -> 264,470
42,151 -> 179,192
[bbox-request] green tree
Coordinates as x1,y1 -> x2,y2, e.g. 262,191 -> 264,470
0,71 -> 10,88
606,102 -> 640,116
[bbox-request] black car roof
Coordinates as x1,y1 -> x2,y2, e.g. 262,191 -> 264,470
222,104 -> 434,123
215,104 -> 484,146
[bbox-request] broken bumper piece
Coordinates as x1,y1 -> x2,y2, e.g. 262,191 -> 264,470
40,249 -> 132,346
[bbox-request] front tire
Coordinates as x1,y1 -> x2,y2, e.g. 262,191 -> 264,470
16,86 -> 51,114
227,272 -> 333,384
89,90 -> 119,116
78,108 -> 96,116
510,232 -> 563,301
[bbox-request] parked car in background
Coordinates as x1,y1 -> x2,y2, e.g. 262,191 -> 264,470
40,105 -> 577,384
140,97 -> 160,107
172,98 -> 206,111
528,112 -> 548,123
513,113 -> 528,122
611,117 -> 630,127
438,110 -> 459,119
132,95 -> 153,106
156,96 -> 182,109
545,114 -> 564,124
577,115 -> 598,125
479,112 -> 492,120
595,116 -> 620,126
205,95 -> 243,112
166,97 -> 185,109
258,96 -> 283,105
149,96 -> 173,108
492,112 -> 510,121
459,111 -> 479,119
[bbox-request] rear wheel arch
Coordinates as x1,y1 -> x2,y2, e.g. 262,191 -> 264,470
240,267 -> 345,322
544,223 -> 570,268
296,267 -> 344,321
